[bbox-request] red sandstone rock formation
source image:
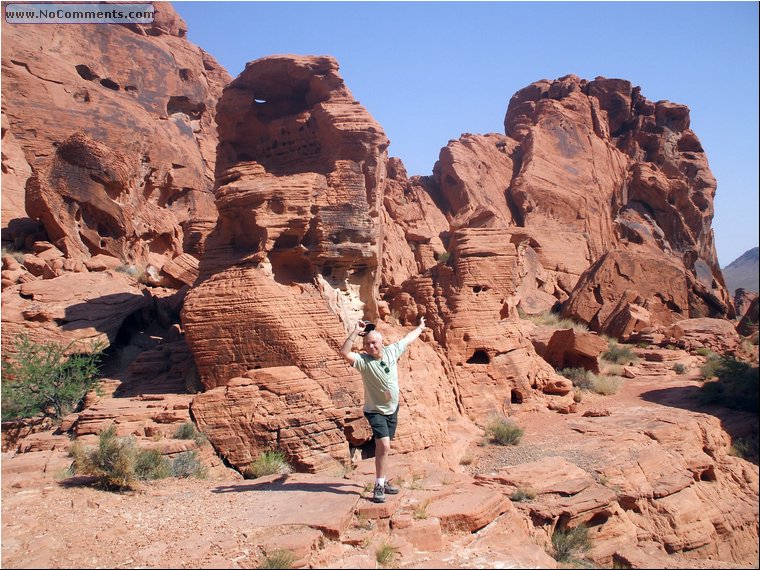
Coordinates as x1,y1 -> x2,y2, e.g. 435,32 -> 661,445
379,75 -> 732,341
1,1 -> 229,276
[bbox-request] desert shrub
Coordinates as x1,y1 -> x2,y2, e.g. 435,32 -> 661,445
523,311 -> 588,332
699,351 -> 724,380
173,421 -> 207,445
171,450 -> 207,479
69,425 -> 138,491
244,450 -> 292,479
1,245 -> 26,262
601,341 -> 638,365
435,250 -> 451,264
729,432 -> 759,462
413,501 -> 429,519
375,542 -> 397,567
485,417 -> 523,446
134,449 -> 171,480
698,356 -> 759,413
258,549 -> 296,569
551,524 -> 591,562
695,347 -> 712,357
511,488 -> 536,502
559,367 -> 595,391
591,374 -> 623,395
1,334 -> 104,422
672,363 -> 688,375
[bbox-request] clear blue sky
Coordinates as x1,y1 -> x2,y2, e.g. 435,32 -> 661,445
174,1 -> 759,267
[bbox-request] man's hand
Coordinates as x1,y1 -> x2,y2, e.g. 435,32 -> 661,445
418,316 -> 426,329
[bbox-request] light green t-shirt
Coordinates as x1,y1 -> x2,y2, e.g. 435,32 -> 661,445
353,338 -> 410,415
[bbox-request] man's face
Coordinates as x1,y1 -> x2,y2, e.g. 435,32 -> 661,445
363,331 -> 383,359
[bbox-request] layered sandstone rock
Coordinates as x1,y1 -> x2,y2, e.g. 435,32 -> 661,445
379,75 -> 732,340
1,1 -> 229,273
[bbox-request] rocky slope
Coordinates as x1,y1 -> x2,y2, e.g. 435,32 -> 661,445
2,343 -> 758,569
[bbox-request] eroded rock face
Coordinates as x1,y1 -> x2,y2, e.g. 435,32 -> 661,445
1,2 -> 230,272
381,75 -> 731,339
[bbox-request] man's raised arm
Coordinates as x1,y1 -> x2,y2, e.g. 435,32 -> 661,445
402,316 -> 426,345
340,321 -> 364,364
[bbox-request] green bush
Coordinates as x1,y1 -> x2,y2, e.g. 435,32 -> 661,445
69,426 -> 205,489
699,351 -> 724,380
485,417 -> 523,446
171,450 -> 208,479
173,421 -> 207,445
698,356 -> 759,413
245,449 -> 292,478
601,341 -> 638,365
69,425 -> 138,491
434,250 -> 451,264
672,363 -> 688,375
1,335 -> 104,422
695,347 -> 712,357
551,524 -> 591,562
134,449 -> 171,480
559,367 -> 595,391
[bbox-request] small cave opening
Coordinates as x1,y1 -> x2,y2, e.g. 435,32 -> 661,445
75,64 -> 98,81
510,389 -> 523,404
167,96 -> 206,119
270,250 -> 314,285
466,349 -> 490,365
99,78 -> 120,91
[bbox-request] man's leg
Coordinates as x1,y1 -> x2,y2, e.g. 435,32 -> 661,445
374,436 -> 391,480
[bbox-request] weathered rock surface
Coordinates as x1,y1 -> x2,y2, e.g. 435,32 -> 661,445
1,1 -> 229,273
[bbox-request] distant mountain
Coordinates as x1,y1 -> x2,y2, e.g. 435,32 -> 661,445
722,247 -> 759,294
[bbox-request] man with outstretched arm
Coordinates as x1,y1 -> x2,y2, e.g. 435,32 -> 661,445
339,316 -> 426,503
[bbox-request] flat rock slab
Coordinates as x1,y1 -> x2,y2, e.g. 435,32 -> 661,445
213,473 -> 362,538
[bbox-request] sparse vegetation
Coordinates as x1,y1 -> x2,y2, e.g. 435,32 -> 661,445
69,425 -> 140,491
591,374 -> 623,395
258,548 -> 296,569
1,245 -> 26,263
435,250 -> 451,264
1,334 -> 104,423
558,367 -> 623,396
173,421 -> 207,445
559,367 -> 594,391
601,340 -> 638,365
551,524 -> 591,562
69,426 -> 199,490
511,488 -> 536,502
134,448 -> 171,480
520,310 -> 589,332
699,351 -> 724,380
695,347 -> 714,357
244,450 -> 292,479
413,501 -> 430,519
698,356 -> 758,413
375,542 -> 398,567
459,454 -> 474,466
484,416 -> 523,446
672,362 -> 688,375
171,450 -> 207,479
728,433 -> 759,462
